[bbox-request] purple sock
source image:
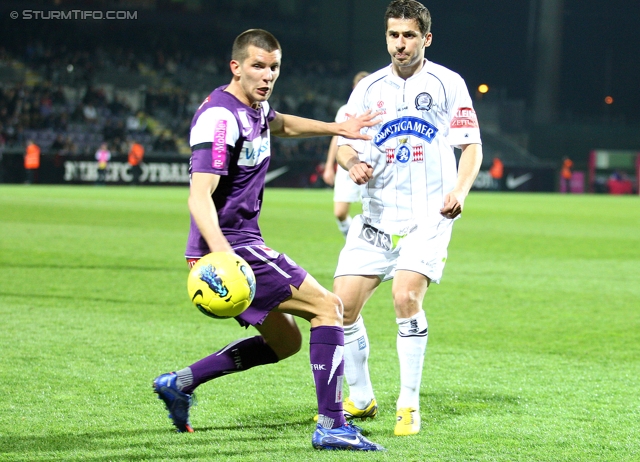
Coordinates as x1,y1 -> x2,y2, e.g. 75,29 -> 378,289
182,336 -> 278,394
310,326 -> 346,429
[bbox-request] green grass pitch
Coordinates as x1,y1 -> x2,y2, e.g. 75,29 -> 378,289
0,185 -> 638,461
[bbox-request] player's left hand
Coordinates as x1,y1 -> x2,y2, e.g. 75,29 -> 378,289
339,110 -> 381,140
440,191 -> 465,219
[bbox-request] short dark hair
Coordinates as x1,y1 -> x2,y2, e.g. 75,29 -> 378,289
384,0 -> 431,36
231,29 -> 282,63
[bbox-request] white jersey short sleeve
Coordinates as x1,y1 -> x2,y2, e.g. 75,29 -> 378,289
337,60 -> 481,234
333,104 -> 364,203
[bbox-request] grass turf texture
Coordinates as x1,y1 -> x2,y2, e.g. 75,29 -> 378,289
0,185 -> 638,461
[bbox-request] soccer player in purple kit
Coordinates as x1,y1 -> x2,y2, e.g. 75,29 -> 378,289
152,29 -> 384,451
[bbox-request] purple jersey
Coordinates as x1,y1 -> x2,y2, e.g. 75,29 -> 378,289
186,86 -> 276,257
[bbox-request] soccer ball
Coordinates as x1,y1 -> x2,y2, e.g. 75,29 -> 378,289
187,252 -> 256,319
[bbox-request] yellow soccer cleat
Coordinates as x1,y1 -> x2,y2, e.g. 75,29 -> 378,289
343,398 -> 378,420
394,407 -> 420,436
313,398 -> 378,422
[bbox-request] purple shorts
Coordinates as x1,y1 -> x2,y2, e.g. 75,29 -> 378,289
187,245 -> 307,327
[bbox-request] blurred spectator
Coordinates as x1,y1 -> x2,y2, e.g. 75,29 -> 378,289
128,140 -> 145,185
489,156 -> 504,190
560,157 -> 573,193
24,139 -> 41,184
95,142 -> 111,185
83,103 -> 98,124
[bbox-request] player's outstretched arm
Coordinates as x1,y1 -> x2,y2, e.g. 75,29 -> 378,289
337,145 -> 373,185
440,143 -> 483,219
188,172 -> 233,253
271,110 -> 379,140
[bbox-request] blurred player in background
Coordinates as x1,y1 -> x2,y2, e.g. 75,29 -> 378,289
333,0 -> 483,436
152,29 -> 384,451
323,71 -> 370,237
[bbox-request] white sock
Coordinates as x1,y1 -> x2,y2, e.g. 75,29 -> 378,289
343,316 -> 374,408
396,310 -> 428,410
336,216 -> 352,238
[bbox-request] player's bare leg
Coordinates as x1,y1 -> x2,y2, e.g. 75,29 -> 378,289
254,312 -> 301,360
391,269 -> 430,435
334,202 -> 352,238
333,275 -> 381,418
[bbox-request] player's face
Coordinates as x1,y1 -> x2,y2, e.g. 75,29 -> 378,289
231,45 -> 281,106
386,18 -> 432,77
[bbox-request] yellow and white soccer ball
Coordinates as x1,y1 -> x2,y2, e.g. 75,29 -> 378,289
187,252 -> 256,319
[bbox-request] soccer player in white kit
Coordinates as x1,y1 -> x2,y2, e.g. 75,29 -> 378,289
334,0 -> 483,436
323,71 -> 370,237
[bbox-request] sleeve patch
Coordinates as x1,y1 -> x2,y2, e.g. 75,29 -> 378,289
450,107 -> 479,129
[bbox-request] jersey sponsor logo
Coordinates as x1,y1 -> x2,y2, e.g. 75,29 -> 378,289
450,107 -> 479,129
415,92 -> 433,111
359,223 -> 392,251
375,100 -> 388,115
212,119 -> 227,169
374,116 -> 438,147
239,136 -> 271,167
357,336 -> 367,350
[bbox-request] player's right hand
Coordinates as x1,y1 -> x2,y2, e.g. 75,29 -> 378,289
349,161 -> 373,185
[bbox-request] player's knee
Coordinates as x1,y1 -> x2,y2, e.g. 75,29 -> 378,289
343,302 -> 360,326
318,291 -> 344,325
393,290 -> 422,315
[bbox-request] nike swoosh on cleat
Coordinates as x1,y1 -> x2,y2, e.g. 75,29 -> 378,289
330,435 -> 361,445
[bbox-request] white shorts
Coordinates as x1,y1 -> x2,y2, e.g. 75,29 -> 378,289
333,165 -> 362,203
334,215 -> 454,283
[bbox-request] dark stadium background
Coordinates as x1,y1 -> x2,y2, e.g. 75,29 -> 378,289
1,0 -> 639,190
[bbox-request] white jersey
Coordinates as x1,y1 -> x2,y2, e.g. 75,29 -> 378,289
337,59 -> 481,235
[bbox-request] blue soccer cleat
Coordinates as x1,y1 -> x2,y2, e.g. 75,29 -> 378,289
312,422 -> 385,451
152,372 -> 194,433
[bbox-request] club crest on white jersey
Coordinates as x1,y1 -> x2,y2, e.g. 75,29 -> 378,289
385,138 -> 424,165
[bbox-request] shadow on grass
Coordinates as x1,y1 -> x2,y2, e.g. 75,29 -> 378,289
0,419 -> 313,460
